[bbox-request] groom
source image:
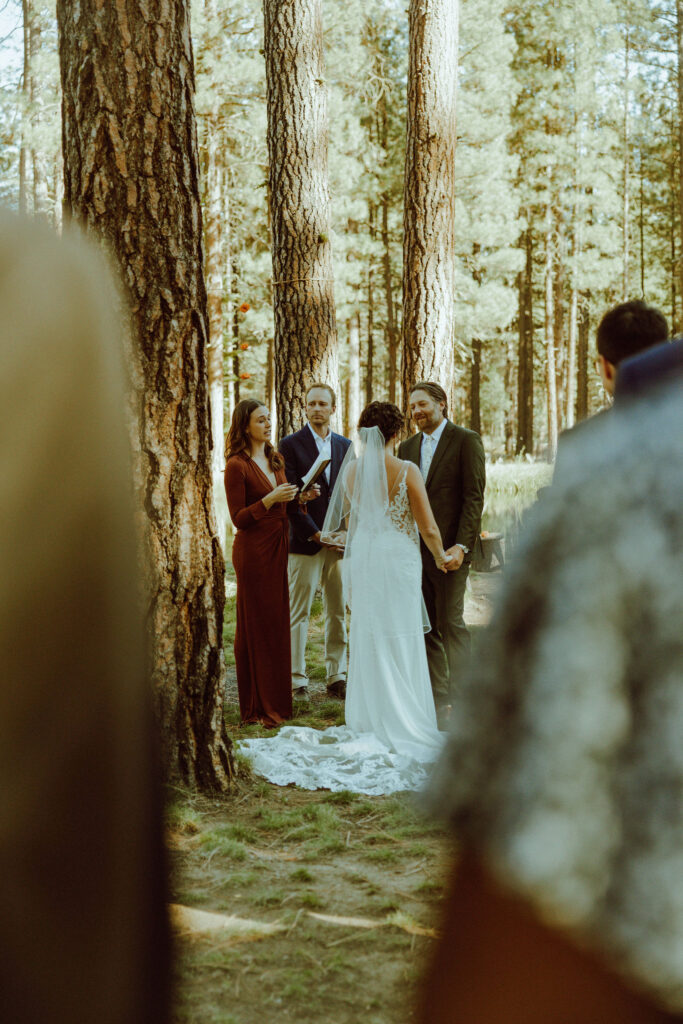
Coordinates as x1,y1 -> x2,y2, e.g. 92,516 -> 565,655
398,381 -> 485,712
280,383 -> 352,700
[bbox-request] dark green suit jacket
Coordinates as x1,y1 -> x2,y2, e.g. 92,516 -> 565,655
398,420 -> 486,558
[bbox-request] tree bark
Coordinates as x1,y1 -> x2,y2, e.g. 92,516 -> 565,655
401,0 -> 458,410
469,338 -> 481,435
504,335 -> 515,457
57,0 -> 232,790
622,27 -> 630,300
576,297 -> 589,423
381,194 -> 399,403
347,312 -> 361,433
516,228 -> 534,455
19,0 -> 30,215
366,203 -> 375,405
676,0 -> 683,310
263,0 -> 339,439
544,195 -> 558,461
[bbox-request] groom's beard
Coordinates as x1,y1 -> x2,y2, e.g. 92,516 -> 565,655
414,412 -> 444,433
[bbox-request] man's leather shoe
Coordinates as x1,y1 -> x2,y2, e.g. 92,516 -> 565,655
293,685 -> 309,700
326,679 -> 346,700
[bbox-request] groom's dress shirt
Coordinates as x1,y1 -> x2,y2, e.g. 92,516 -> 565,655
420,418 -> 448,480
307,422 -> 331,484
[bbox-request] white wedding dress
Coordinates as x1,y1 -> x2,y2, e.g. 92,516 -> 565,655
239,428 -> 443,795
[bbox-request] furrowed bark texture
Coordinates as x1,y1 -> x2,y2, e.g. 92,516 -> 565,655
401,0 -> 458,410
57,0 -> 232,791
263,0 -> 339,440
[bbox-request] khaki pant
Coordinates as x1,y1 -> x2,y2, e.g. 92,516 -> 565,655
288,549 -> 347,688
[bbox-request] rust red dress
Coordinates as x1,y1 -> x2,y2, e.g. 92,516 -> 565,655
224,453 -> 293,727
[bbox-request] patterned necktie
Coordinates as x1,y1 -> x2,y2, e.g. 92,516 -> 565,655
421,434 -> 434,480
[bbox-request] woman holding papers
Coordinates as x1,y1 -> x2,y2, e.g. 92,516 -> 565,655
224,399 -> 318,727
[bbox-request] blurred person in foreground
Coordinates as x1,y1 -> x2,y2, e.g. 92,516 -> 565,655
0,215 -> 170,1024
420,379 -> 683,1022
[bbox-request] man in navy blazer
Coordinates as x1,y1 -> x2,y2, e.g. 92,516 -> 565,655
279,383 -> 352,700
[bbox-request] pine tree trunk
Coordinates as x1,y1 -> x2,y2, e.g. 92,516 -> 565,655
263,0 -> 339,439
401,0 -> 458,409
347,312 -> 361,433
381,195 -> 398,403
553,228 -> 565,434
622,29 -> 631,300
675,1 -> 683,310
544,197 -> 559,461
504,335 -> 515,456
516,228 -> 534,455
19,0 -> 30,214
57,0 -> 232,791
576,298 -> 589,422
29,6 -> 48,216
469,339 -> 481,435
366,204 -> 375,405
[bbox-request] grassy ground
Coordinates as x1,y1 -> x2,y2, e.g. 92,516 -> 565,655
169,572 -> 463,1024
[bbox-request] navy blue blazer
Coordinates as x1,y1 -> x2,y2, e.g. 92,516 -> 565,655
279,426 -> 352,555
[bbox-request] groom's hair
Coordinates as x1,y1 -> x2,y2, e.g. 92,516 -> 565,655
410,380 -> 448,414
358,401 -> 406,441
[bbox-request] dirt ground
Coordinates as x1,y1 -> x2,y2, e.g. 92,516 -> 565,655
170,569 -> 501,1024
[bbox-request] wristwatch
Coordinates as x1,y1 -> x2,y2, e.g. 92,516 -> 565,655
455,543 -> 469,554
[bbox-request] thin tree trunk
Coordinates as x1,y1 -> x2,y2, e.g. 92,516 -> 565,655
544,196 -> 558,461
263,0 -> 339,439
232,270 -> 241,408
516,227 -> 534,455
29,6 -> 48,215
622,28 -> 630,300
565,213 -> 581,429
366,203 -> 375,405
401,0 -> 458,411
19,0 -> 30,214
553,224 -> 565,434
469,338 -> 481,435
676,0 -> 683,307
504,335 -> 515,457
639,147 -> 645,296
576,297 -> 589,422
57,0 -> 232,790
347,312 -> 361,433
381,195 -> 398,403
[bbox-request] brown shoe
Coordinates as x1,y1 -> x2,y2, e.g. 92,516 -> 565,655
326,679 -> 346,700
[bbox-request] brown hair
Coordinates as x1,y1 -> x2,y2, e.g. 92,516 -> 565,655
225,398 -> 284,471
358,401 -> 406,442
409,380 -> 448,414
305,381 -> 337,407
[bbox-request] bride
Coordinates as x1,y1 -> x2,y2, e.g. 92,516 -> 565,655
240,401 -> 450,795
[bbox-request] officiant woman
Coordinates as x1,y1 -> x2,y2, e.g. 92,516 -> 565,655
224,399 -> 317,727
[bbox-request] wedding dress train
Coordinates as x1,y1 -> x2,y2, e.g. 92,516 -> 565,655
239,432 -> 443,795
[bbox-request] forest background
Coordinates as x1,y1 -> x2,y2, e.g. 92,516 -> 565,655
3,0 -> 682,463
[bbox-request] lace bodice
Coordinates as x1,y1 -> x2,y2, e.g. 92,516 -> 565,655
387,463 -> 419,545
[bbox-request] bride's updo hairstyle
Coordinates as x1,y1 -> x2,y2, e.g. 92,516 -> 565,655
358,401 -> 405,442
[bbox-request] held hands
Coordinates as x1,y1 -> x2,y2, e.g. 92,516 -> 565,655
443,545 -> 465,571
312,530 -> 345,553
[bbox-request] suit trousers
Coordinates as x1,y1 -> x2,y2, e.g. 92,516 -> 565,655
422,558 -> 470,704
288,548 -> 347,688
